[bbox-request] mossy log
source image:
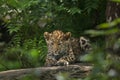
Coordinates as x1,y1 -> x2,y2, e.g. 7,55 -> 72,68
0,63 -> 92,80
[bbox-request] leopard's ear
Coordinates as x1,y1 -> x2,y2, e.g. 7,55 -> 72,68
79,37 -> 87,45
64,32 -> 71,40
44,32 -> 50,40
80,36 -> 91,50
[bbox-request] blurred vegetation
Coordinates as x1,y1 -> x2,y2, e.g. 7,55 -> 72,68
0,0 -> 120,80
83,18 -> 120,80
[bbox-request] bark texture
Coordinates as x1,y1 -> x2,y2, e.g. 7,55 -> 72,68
0,63 -> 92,80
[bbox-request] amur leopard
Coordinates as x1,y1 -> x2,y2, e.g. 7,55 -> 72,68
44,30 -> 91,66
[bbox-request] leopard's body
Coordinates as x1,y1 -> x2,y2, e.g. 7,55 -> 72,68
44,30 -> 91,66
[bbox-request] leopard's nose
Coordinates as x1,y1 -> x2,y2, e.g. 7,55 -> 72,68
53,45 -> 58,51
54,51 -> 59,54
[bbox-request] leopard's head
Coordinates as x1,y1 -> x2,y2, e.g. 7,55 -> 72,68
79,37 -> 92,52
44,30 -> 71,59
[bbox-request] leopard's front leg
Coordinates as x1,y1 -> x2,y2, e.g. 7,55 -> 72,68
45,54 -> 57,67
56,53 -> 75,66
56,59 -> 69,66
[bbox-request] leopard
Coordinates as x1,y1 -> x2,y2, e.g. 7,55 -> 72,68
44,30 -> 91,66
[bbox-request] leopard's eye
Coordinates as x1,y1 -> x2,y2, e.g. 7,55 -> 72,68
58,43 -> 61,45
58,41 -> 62,45
50,41 -> 54,45
58,43 -> 60,45
51,42 -> 54,45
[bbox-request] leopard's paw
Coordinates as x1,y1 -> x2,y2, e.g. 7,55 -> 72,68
56,60 -> 69,66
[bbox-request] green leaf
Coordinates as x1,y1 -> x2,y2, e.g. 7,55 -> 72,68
0,0 -> 5,6
7,0 -> 39,10
7,26 -> 21,34
7,0 -> 21,9
112,0 -> 120,3
85,30 -> 105,37
80,54 -> 93,61
85,28 -> 119,37
68,7 -> 81,15
105,28 -> 119,34
97,18 -> 120,29
56,5 -> 67,11
30,49 -> 39,58
97,22 -> 116,29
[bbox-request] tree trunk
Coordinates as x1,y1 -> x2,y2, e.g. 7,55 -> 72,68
105,0 -> 120,51
106,1 -> 120,22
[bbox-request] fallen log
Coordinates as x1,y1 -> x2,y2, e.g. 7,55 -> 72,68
0,63 -> 92,80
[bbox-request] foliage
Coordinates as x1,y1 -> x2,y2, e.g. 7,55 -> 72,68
83,13 -> 120,80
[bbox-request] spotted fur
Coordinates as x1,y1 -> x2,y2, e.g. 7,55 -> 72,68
44,30 -> 91,66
